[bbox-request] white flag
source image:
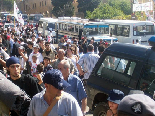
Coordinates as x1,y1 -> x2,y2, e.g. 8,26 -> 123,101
14,1 -> 24,25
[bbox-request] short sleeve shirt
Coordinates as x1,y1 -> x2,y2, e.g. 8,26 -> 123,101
64,74 -> 87,106
78,52 -> 100,79
27,90 -> 83,116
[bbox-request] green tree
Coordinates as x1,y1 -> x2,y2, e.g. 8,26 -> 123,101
77,0 -> 101,17
86,3 -> 125,19
0,0 -> 14,11
135,11 -> 147,21
108,0 -> 131,15
52,0 -> 74,17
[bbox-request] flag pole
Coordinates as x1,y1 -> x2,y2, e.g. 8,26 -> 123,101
14,1 -> 15,27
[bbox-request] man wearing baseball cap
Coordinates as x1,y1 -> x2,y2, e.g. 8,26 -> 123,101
27,69 -> 83,116
6,56 -> 41,99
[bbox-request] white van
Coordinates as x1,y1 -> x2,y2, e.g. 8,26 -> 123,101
38,18 -> 58,36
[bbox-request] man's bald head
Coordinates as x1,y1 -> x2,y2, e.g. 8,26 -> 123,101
58,49 -> 65,60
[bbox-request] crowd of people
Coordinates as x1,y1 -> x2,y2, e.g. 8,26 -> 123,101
0,23 -> 155,116
0,24 -> 104,116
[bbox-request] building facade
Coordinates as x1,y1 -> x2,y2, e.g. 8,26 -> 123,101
17,0 -> 79,18
18,0 -> 53,17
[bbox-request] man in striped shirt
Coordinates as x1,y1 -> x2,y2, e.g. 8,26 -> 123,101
77,44 -> 100,80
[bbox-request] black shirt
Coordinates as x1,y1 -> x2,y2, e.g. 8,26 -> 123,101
8,74 -> 40,98
45,51 -> 50,56
43,64 -> 53,73
27,48 -> 33,57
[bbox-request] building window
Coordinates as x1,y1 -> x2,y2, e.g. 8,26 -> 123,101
33,4 -> 34,9
35,3 -> 36,8
45,1 -> 46,6
26,5 -> 28,10
40,2 -> 41,7
42,1 -> 43,6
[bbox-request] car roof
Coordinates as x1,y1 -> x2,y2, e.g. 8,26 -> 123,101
4,23 -> 14,25
104,43 -> 153,61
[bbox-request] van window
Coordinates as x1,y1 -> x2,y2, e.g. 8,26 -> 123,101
97,56 -> 136,85
133,25 -> 154,36
140,65 -> 155,96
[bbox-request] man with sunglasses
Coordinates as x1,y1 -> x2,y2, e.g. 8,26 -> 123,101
42,41 -> 55,61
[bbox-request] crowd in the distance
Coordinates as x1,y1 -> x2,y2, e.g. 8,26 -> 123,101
0,23 -> 155,116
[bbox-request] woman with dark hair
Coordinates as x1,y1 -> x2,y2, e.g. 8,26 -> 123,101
67,47 -> 78,76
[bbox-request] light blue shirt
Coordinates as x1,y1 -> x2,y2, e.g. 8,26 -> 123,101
64,74 -> 87,107
27,90 -> 83,116
78,52 -> 100,79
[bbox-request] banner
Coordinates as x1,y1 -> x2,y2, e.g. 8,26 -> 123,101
133,2 -> 153,11
14,1 -> 24,25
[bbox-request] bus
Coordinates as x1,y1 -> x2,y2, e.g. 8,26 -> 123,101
22,14 -> 28,22
55,17 -> 84,39
38,18 -> 58,36
28,14 -> 43,25
55,17 -> 118,43
104,20 -> 154,45
0,12 -> 9,19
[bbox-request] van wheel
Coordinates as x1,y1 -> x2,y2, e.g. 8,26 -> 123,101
93,102 -> 109,116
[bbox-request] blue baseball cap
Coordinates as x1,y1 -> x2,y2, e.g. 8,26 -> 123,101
43,69 -> 70,90
107,89 -> 124,104
6,56 -> 20,68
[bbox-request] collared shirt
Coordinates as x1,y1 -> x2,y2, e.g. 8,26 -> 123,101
27,90 -> 83,116
52,57 -> 75,73
78,52 -> 100,79
64,74 -> 87,106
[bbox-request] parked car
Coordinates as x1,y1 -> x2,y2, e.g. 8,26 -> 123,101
87,42 -> 155,116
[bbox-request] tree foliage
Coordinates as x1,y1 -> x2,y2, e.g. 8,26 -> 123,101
77,0 -> 101,17
135,11 -> 147,21
108,0 -> 131,15
86,0 -> 132,20
86,3 -> 125,19
52,0 -> 74,17
0,0 -> 14,11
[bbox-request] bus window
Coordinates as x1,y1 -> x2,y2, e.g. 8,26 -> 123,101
133,25 -> 154,36
116,25 -> 123,36
98,27 -> 109,34
29,16 -> 33,21
122,25 -> 130,37
75,25 -> 79,33
109,24 -> 116,35
39,21 -> 43,28
47,23 -> 55,31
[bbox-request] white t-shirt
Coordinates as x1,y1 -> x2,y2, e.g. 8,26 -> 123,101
28,52 -> 43,64
31,62 -> 38,75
